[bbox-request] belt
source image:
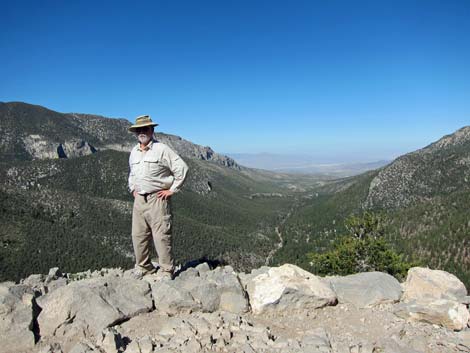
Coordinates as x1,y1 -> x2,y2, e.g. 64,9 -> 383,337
139,191 -> 157,202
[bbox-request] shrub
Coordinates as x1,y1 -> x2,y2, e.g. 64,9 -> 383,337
307,212 -> 417,280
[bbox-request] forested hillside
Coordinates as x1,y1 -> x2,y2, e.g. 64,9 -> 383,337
0,150 -> 304,281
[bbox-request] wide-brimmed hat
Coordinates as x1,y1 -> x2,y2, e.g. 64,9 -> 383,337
128,115 -> 159,132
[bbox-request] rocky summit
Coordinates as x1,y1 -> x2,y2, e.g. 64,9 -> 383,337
1,264 -> 470,353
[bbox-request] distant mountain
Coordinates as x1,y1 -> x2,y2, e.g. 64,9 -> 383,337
226,152 -> 390,177
0,102 -> 239,169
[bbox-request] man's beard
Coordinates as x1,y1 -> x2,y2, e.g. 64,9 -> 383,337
138,134 -> 151,144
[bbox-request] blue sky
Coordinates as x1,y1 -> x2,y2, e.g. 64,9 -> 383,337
1,0 -> 469,162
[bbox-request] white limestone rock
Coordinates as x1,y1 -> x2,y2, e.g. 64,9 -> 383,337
402,267 -> 468,302
245,264 -> 337,315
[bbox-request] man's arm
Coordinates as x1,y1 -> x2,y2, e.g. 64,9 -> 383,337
128,153 -> 136,194
162,146 -> 189,194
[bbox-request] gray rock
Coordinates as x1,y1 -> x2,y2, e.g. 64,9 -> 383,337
0,284 -> 37,352
22,273 -> 47,294
37,343 -> 63,353
48,267 -> 62,278
156,133 -> 240,170
180,338 -> 201,353
300,327 -> 332,353
457,331 -> 470,351
152,266 -> 248,315
176,267 -> 199,281
195,262 -> 211,273
45,267 -> 64,286
138,336 -> 154,353
238,266 -> 271,291
99,327 -> 123,353
201,266 -> 249,314
46,277 -> 68,294
187,281 -> 220,312
152,281 -> 201,315
123,340 -> 141,353
326,271 -> 402,308
37,275 -> 153,338
394,298 -> 470,331
68,342 -> 99,353
59,139 -> 96,159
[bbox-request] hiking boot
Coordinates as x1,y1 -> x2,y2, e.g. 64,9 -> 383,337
130,267 -> 156,280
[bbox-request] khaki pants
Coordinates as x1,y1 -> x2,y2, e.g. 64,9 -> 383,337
132,193 -> 174,273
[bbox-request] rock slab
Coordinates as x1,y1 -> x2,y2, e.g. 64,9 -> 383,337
395,298 -> 470,331
326,271 -> 403,308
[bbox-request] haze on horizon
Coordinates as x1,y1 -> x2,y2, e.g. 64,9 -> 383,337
1,0 -> 469,163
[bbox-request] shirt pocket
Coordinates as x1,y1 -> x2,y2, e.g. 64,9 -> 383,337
130,159 -> 141,173
143,156 -> 166,176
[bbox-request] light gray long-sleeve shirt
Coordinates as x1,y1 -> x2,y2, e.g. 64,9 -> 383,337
128,139 -> 189,194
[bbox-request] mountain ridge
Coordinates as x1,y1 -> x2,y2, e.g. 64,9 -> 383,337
0,101 -> 239,169
365,125 -> 470,209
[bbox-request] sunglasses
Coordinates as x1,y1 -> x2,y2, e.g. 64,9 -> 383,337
134,126 -> 153,134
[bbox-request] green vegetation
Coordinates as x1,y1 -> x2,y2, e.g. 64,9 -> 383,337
384,189 -> 470,287
307,212 -> 417,281
0,188 -> 134,282
270,171 -> 376,269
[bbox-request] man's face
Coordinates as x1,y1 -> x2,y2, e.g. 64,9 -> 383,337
135,126 -> 153,145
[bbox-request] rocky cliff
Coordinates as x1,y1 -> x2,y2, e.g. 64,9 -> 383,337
0,102 -> 239,169
2,264 -> 469,353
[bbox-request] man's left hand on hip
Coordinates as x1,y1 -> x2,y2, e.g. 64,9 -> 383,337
157,190 -> 174,200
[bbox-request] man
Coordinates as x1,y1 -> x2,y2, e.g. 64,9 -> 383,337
128,115 -> 189,280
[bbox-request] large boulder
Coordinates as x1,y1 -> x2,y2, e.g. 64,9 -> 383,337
394,298 -> 470,331
37,275 -> 153,339
326,271 -> 402,308
245,264 -> 337,314
0,283 -> 37,352
396,267 -> 470,331
402,267 -> 468,302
